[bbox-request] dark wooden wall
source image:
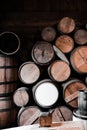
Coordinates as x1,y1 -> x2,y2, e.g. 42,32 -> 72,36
0,0 -> 87,41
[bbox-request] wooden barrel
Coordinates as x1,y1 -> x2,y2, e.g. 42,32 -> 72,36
52,106 -> 72,122
0,31 -> 20,55
0,55 -> 18,96
19,62 -> 40,84
13,87 -> 29,107
70,46 -> 87,73
18,106 -> 41,126
33,79 -> 59,108
55,35 -> 74,53
41,27 -> 56,42
48,60 -> 71,82
0,96 -> 17,128
58,17 -> 75,34
74,29 -> 87,45
31,41 -> 54,65
63,79 -> 87,108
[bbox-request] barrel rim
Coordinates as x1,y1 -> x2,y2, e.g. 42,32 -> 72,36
13,87 -> 29,107
31,41 -> 54,65
48,60 -> 71,82
41,26 -> 56,42
18,61 -> 40,84
55,35 -> 74,53
58,17 -> 76,34
74,29 -> 87,45
63,79 -> 87,108
70,46 -> 87,74
32,79 -> 59,108
0,31 -> 20,55
17,106 -> 41,126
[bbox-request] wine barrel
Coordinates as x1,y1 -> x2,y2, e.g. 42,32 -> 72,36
0,96 -> 17,128
63,79 -> 87,108
74,29 -> 87,45
48,60 -> 71,82
19,62 -> 40,84
0,31 -> 20,55
18,106 -> 41,126
31,41 -> 54,65
13,87 -> 29,107
52,106 -> 72,122
70,46 -> 87,73
33,79 -> 59,108
55,35 -> 74,53
41,27 -> 56,42
58,17 -> 75,34
0,54 -> 18,96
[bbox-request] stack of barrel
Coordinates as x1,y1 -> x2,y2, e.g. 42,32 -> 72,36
0,31 -> 20,128
12,17 -> 87,128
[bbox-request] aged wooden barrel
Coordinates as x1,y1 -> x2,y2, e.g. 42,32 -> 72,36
18,106 -> 41,126
74,29 -> 87,45
19,61 -> 40,84
31,41 -> 54,65
0,96 -> 17,128
13,87 -> 29,107
41,27 -> 56,42
52,106 -> 72,122
0,54 -> 18,96
70,46 -> 87,73
58,17 -> 75,34
0,31 -> 20,55
63,79 -> 87,108
48,60 -> 71,82
55,35 -> 74,53
33,79 -> 59,108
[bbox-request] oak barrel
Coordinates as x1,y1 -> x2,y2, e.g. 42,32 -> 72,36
74,29 -> 87,45
41,27 -> 56,42
0,54 -> 18,96
63,79 -> 87,108
48,60 -> 71,82
0,31 -> 20,55
0,96 -> 17,128
18,106 -> 41,126
52,106 -> 72,122
31,41 -> 54,65
55,35 -> 74,53
70,46 -> 87,73
19,61 -> 40,84
58,17 -> 75,34
13,87 -> 29,107
33,79 -> 59,108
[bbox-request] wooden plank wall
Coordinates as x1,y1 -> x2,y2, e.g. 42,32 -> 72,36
0,0 -> 87,44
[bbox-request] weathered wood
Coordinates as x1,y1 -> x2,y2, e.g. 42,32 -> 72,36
0,55 -> 18,95
48,60 -> 71,82
74,29 -> 87,45
55,35 -> 74,53
0,96 -> 17,128
70,46 -> 87,73
58,17 -> 75,34
13,87 -> 29,107
52,106 -> 72,122
18,106 -> 41,126
32,41 -> 54,65
63,79 -> 87,108
19,62 -> 40,84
